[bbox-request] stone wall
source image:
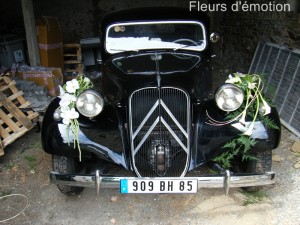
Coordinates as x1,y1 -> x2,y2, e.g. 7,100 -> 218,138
32,0 -> 96,43
216,9 -> 300,79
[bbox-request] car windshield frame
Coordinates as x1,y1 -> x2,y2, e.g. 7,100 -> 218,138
105,21 -> 207,54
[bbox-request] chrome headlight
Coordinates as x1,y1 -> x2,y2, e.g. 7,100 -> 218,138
76,90 -> 104,117
215,84 -> 244,112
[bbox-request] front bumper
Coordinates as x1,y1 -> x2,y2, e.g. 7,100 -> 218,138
50,170 -> 275,195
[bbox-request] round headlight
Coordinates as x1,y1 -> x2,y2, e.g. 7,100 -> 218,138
76,90 -> 104,117
215,84 -> 244,112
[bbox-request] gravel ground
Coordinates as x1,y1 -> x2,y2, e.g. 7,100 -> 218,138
0,127 -> 299,225
267,130 -> 300,225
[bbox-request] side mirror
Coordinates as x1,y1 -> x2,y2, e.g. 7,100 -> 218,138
210,32 -> 221,43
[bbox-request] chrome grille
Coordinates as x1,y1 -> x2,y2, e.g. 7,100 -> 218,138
129,87 -> 190,177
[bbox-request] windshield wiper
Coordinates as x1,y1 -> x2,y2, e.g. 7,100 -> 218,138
173,41 -> 203,51
109,49 -> 140,53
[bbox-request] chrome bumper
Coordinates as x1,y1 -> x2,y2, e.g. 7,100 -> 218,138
50,170 -> 275,195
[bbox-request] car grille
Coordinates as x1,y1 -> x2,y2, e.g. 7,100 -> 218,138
129,87 -> 190,177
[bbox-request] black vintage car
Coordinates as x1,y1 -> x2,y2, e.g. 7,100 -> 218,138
41,7 -> 281,195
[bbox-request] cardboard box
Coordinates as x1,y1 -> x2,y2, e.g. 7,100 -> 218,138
36,17 -> 64,70
38,47 -> 63,69
17,68 -> 63,97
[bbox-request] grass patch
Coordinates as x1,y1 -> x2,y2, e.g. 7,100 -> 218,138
0,190 -> 12,197
240,190 -> 268,206
20,142 -> 42,154
24,155 -> 37,170
209,169 -> 219,174
5,161 -> 15,170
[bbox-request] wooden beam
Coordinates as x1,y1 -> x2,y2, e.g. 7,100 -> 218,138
21,0 -> 41,66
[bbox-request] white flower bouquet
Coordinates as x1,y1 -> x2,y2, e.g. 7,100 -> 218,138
211,72 -> 279,169
224,72 -> 272,136
207,72 -> 277,135
59,75 -> 93,160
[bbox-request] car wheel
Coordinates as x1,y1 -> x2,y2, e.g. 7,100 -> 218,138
246,151 -> 272,174
233,151 -> 272,192
52,155 -> 84,195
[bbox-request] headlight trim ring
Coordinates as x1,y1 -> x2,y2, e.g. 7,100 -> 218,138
76,89 -> 104,117
215,84 -> 244,112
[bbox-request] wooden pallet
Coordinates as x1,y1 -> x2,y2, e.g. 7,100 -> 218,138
0,75 -> 39,156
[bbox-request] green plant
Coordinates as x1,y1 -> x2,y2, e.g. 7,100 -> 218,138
24,155 -> 37,170
5,161 -> 15,170
224,72 -> 279,134
241,190 -> 268,206
213,136 -> 257,169
31,142 -> 42,149
0,190 -> 12,197
209,169 -> 219,174
20,142 -> 42,154
211,73 -> 279,169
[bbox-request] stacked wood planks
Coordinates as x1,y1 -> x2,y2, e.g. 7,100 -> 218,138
0,75 -> 39,156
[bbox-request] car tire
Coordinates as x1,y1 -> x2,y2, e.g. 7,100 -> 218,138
234,151 -> 272,192
246,151 -> 272,174
52,155 -> 84,195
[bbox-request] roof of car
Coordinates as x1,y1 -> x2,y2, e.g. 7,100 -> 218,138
101,7 -> 209,28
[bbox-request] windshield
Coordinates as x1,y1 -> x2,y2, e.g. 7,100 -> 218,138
105,21 -> 206,54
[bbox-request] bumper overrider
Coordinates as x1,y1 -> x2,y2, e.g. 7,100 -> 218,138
50,170 -> 275,195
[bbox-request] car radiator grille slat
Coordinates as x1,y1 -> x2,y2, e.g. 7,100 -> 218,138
129,87 -> 190,177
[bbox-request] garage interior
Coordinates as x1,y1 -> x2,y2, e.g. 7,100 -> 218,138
1,0 -> 299,137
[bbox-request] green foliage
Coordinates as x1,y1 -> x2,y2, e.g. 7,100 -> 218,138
209,169 -> 219,174
226,103 -> 279,131
213,149 -> 239,169
213,135 -> 257,169
24,155 -> 37,170
21,142 -> 42,154
225,109 -> 243,120
24,155 -> 36,162
241,190 -> 268,206
0,190 -> 12,197
5,161 -> 15,170
213,73 -> 279,170
258,115 -> 279,130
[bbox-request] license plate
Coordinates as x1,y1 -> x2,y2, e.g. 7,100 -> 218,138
120,179 -> 198,193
